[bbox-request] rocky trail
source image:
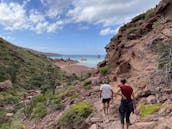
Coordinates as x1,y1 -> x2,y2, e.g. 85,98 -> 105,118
87,85 -> 139,129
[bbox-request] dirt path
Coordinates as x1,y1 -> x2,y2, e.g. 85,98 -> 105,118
88,84 -> 140,129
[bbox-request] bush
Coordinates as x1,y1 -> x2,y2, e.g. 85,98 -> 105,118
83,80 -> 92,89
139,103 -> 161,118
0,109 -> 8,126
0,119 -> 24,129
79,72 -> 91,81
41,84 -> 51,94
32,103 -> 47,118
100,66 -> 110,76
145,9 -> 155,19
132,13 -> 145,22
153,41 -> 172,69
1,95 -> 20,105
59,102 -> 93,128
127,27 -> 137,35
152,20 -> 161,28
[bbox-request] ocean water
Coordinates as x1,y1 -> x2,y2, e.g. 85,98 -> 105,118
50,55 -> 105,68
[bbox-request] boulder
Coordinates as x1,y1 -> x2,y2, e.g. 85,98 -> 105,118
147,95 -> 157,104
89,124 -> 97,129
6,113 -> 14,117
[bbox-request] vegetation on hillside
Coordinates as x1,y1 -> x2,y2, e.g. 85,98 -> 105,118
139,103 -> 161,118
0,38 -> 65,90
59,102 -> 93,128
149,40 -> 172,69
0,38 -> 80,128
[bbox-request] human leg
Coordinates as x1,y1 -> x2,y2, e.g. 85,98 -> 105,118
119,111 -> 125,129
102,99 -> 106,114
106,98 -> 111,114
126,111 -> 131,129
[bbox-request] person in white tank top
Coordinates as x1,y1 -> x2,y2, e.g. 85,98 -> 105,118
100,77 -> 113,115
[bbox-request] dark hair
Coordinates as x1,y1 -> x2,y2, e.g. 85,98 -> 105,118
121,79 -> 126,84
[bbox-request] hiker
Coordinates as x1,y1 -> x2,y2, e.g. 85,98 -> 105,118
117,79 -> 136,129
100,77 -> 113,115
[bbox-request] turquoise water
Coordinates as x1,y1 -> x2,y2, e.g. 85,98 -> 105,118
50,55 -> 105,68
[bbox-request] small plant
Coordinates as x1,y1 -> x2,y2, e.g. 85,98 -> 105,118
32,103 -> 47,118
152,20 -> 161,28
145,9 -> 155,19
59,102 -> 93,128
100,66 -> 110,76
139,103 -> 161,118
132,13 -> 145,22
83,80 -> 92,89
127,27 -> 137,35
154,41 -> 172,69
1,95 -> 20,105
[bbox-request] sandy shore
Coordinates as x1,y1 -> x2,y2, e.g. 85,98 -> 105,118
53,59 -> 96,75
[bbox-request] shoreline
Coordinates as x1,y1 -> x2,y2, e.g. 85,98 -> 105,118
52,59 -> 96,75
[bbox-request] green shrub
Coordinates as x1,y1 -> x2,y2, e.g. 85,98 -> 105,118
127,27 -> 137,35
139,103 -> 161,118
32,103 -> 47,118
153,41 -> 172,69
59,102 -> 93,128
1,95 -> 20,105
31,94 -> 47,106
70,94 -> 79,100
41,84 -> 51,94
0,119 -> 23,129
83,80 -> 92,89
152,20 -> 161,28
132,13 -> 145,22
100,66 -> 110,76
0,109 -> 8,125
145,9 -> 155,19
79,72 -> 91,81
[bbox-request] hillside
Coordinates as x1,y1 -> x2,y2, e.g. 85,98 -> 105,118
26,48 -> 60,57
99,0 -> 172,96
0,38 -> 69,128
0,37 -> 65,88
96,0 -> 172,128
0,0 -> 172,129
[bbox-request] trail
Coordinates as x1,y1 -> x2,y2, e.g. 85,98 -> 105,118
88,84 -> 140,129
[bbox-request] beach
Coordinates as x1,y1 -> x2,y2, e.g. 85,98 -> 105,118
52,59 -> 96,75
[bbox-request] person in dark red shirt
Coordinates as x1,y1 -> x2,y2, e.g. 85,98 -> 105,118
117,79 -> 136,129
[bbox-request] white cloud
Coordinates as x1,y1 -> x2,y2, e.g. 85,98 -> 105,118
68,0 -> 160,26
40,0 -> 72,18
99,27 -> 115,36
0,1 -> 64,33
0,0 -> 160,34
0,2 -> 28,30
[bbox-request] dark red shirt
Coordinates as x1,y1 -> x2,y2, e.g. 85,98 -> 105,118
120,85 -> 133,99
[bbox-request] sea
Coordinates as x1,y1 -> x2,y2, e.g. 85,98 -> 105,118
50,55 -> 105,68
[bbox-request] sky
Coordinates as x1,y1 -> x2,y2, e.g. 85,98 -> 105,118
0,0 -> 160,55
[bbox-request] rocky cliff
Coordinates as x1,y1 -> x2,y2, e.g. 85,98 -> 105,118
99,0 -> 172,88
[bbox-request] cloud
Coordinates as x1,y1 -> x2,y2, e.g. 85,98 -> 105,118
0,2 -> 28,30
0,0 -> 160,34
40,0 -> 72,18
0,1 -> 64,33
99,27 -> 115,36
68,0 -> 160,26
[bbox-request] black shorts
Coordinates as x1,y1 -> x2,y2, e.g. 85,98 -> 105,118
102,98 -> 111,103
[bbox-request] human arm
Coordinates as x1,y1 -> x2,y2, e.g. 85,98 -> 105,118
116,86 -> 127,99
111,89 -> 114,99
100,90 -> 102,98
